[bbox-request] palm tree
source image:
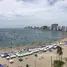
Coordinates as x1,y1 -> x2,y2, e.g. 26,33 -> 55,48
53,60 -> 65,67
56,46 -> 63,60
26,64 -> 29,67
64,57 -> 67,67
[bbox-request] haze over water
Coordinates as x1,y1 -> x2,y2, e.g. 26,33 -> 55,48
0,28 -> 64,47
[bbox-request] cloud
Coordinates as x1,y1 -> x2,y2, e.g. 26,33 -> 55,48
0,0 -> 3,2
0,0 -> 66,16
0,0 -> 67,28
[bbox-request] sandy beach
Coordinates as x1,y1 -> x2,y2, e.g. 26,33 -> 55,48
0,37 -> 67,67
0,45 -> 67,67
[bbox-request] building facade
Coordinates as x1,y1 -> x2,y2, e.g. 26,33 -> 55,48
61,26 -> 67,32
51,24 -> 58,31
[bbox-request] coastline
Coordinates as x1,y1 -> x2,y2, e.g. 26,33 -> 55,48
0,36 -> 67,53
0,35 -> 67,67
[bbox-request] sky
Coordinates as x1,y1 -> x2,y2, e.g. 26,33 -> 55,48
0,0 -> 67,28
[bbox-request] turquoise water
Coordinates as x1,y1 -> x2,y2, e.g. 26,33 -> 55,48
0,28 -> 63,47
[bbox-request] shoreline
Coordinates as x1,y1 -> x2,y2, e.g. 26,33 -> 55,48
0,36 -> 67,53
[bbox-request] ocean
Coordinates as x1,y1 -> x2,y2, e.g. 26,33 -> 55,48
0,28 -> 64,47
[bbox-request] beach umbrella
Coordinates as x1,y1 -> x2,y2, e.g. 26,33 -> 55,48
18,58 -> 23,62
6,56 -> 10,60
1,54 -> 5,58
0,64 -> 4,67
9,59 -> 14,63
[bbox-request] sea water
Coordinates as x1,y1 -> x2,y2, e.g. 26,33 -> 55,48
0,28 -> 64,47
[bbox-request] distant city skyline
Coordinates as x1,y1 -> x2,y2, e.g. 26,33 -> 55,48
0,0 -> 67,28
